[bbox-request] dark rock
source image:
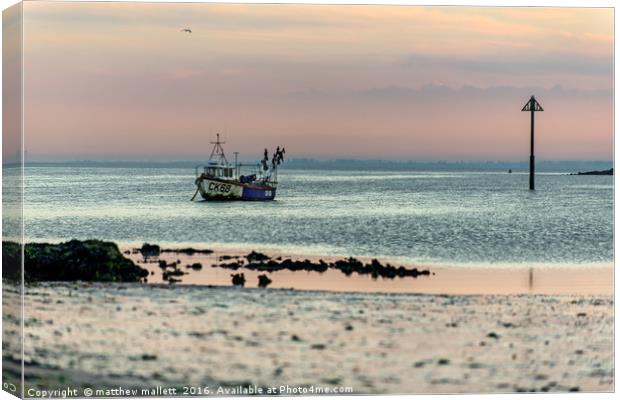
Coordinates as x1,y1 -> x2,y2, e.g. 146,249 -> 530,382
14,240 -> 149,283
141,354 -> 157,361
219,261 -> 243,270
161,247 -> 213,255
187,263 -> 202,271
246,251 -> 270,263
140,243 -> 160,258
291,334 -> 302,342
311,344 -> 326,350
257,274 -> 272,288
163,268 -> 185,280
572,168 -> 613,176
231,273 -> 246,286
2,241 -> 21,281
345,324 -> 354,331
437,358 -> 450,366
487,332 -> 500,339
215,252 -> 432,280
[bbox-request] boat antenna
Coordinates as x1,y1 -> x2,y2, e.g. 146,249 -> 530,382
209,133 -> 228,164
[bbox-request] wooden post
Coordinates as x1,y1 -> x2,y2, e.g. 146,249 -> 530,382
522,96 -> 543,190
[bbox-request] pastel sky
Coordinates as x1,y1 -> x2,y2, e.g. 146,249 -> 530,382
20,3 -> 613,161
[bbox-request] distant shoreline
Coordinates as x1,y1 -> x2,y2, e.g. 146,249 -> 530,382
12,159 -> 614,173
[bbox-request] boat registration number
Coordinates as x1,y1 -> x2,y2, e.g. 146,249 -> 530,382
208,182 -> 232,193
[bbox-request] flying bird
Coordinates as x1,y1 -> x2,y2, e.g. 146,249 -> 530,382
181,28 -> 192,33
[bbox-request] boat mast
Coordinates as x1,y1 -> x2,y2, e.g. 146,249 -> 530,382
234,151 -> 239,177
208,133 -> 228,165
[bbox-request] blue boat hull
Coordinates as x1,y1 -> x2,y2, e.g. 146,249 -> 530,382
241,186 -> 276,201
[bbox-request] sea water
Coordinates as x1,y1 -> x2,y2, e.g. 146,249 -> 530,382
10,166 -> 614,267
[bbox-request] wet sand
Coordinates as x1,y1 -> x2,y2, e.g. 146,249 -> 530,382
127,245 -> 613,296
3,282 -> 613,395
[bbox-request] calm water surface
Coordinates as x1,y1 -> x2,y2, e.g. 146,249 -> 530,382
12,167 -> 614,267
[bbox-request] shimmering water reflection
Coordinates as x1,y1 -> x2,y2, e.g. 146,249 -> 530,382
19,167 -> 613,266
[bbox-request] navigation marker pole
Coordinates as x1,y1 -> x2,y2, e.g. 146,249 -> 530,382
521,96 -> 544,190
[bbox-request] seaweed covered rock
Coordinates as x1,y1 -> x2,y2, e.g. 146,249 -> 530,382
246,251 -> 270,264
24,240 -> 149,282
216,252 -> 431,280
231,273 -> 246,287
161,247 -> 213,255
163,267 -> 185,281
257,274 -> 272,288
187,263 -> 203,271
140,243 -> 161,258
2,241 -> 22,282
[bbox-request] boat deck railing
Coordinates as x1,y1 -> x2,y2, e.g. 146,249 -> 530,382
195,162 -> 278,184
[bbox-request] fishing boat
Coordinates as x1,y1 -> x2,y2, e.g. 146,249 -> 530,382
191,134 -> 284,201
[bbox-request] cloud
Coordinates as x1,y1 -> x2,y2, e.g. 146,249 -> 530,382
291,83 -> 612,101
403,51 -> 612,78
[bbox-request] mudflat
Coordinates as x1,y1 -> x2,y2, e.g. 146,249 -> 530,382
3,282 -> 613,395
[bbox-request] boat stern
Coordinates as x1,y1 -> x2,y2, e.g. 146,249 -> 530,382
241,186 -> 276,201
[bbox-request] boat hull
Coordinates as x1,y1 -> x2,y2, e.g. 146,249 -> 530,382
197,178 -> 276,201
241,185 -> 276,201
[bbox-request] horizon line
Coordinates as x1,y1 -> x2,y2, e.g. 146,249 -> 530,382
11,158 -> 614,164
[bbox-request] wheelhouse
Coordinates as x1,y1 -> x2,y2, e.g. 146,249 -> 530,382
204,163 -> 236,179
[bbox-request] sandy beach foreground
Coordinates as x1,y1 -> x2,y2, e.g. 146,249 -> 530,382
3,281 -> 613,395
